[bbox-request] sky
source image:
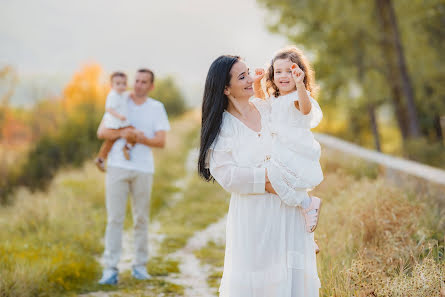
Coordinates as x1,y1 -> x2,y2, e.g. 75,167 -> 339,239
0,0 -> 288,106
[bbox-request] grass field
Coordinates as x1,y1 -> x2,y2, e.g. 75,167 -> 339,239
1,110 -> 443,297
0,111 -> 201,297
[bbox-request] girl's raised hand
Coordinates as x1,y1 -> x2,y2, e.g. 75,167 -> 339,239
291,63 -> 305,85
253,68 -> 265,83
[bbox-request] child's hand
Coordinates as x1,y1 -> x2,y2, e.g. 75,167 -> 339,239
291,63 -> 305,85
253,68 -> 265,83
119,115 -> 127,121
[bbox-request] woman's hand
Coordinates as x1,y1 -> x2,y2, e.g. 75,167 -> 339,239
265,181 -> 277,195
291,63 -> 305,86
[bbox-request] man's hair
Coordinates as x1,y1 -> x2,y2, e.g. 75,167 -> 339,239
137,68 -> 155,83
110,71 -> 127,82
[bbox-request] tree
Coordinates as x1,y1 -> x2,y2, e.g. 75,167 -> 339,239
257,0 -> 445,150
374,0 -> 420,137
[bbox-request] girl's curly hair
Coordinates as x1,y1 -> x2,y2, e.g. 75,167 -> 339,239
265,46 -> 318,98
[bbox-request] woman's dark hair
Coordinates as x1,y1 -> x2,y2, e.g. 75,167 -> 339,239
198,55 -> 240,181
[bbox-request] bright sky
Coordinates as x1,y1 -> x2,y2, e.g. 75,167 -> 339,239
1,0 -> 288,106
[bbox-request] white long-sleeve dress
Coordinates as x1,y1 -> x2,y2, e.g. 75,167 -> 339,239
206,98 -> 320,297
266,90 -> 324,207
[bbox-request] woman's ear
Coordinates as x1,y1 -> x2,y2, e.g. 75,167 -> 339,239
224,87 -> 230,96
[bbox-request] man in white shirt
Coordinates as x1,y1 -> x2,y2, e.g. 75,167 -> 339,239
96,68 -> 170,284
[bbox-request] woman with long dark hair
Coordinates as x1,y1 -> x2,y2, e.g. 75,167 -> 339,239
198,55 -> 320,296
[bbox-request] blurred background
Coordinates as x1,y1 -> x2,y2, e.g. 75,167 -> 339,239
1,0 -> 444,296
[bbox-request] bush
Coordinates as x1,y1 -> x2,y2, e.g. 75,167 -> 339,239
405,137 -> 445,169
17,103 -> 102,193
150,76 -> 187,117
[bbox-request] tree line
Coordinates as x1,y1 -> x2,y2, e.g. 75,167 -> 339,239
258,0 -> 444,166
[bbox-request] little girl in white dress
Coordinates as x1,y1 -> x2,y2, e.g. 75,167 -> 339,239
254,46 -> 323,235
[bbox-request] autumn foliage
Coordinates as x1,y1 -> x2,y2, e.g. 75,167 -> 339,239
62,63 -> 109,113
1,64 -> 107,202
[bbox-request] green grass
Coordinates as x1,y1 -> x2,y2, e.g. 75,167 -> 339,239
194,241 -> 225,292
157,175 -> 229,255
147,257 -> 180,276
0,165 -> 106,297
0,111 -> 201,297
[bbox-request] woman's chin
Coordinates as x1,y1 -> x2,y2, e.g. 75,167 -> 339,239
245,89 -> 254,97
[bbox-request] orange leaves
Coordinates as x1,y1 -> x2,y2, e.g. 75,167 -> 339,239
62,63 -> 109,113
1,109 -> 32,149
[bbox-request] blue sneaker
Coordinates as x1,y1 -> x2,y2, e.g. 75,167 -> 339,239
131,265 -> 152,280
98,268 -> 118,285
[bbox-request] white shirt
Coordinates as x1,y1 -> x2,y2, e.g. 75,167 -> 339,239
107,96 -> 170,173
103,90 -> 131,129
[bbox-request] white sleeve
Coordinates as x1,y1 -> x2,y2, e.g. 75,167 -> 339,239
291,90 -> 323,128
155,104 -> 171,132
105,92 -> 120,110
206,134 -> 266,194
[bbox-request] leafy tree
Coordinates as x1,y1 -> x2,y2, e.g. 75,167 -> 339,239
258,0 -> 445,159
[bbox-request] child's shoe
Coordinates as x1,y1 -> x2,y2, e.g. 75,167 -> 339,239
95,157 -> 106,172
315,240 -> 320,254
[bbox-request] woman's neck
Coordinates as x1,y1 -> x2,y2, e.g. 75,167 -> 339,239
227,96 -> 252,118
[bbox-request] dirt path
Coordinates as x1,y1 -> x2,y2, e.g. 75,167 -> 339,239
81,148 -> 227,297
165,215 -> 226,297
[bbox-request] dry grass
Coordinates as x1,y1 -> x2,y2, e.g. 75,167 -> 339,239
313,151 -> 444,296
189,148 -> 445,297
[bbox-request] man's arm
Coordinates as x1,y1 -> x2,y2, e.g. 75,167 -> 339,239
97,120 -> 122,140
135,130 -> 167,148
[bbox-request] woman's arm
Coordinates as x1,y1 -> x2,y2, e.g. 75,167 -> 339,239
209,149 -> 267,194
97,119 -> 123,140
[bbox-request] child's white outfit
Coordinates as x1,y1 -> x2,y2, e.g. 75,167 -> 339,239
265,90 -> 323,207
103,90 -> 131,129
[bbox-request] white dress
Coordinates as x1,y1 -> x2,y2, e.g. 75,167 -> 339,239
206,98 -> 320,297
102,90 -> 131,129
266,90 -> 323,207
